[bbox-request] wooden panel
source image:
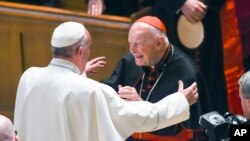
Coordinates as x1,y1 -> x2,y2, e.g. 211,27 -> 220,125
0,1 -> 131,120
60,0 -> 87,11
0,29 -> 22,120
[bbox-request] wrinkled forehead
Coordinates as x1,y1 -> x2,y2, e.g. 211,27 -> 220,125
129,23 -> 154,39
130,22 -> 151,33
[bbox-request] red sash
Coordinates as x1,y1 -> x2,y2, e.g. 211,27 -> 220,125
132,125 -> 195,141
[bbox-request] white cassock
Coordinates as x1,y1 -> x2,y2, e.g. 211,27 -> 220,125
14,58 -> 190,141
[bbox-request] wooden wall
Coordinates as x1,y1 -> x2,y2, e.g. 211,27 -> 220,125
0,1 -> 131,120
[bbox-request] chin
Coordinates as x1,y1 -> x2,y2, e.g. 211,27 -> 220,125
135,62 -> 144,66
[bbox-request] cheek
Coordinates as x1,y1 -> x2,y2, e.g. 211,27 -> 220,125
83,49 -> 90,59
241,100 -> 248,115
144,48 -> 154,60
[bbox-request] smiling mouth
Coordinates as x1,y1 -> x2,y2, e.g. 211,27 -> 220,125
134,55 -> 143,59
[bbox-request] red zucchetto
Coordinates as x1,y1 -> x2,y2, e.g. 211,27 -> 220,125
135,16 -> 166,34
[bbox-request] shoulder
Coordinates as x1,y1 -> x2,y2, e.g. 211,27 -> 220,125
20,67 -> 44,79
24,67 -> 42,73
171,47 -> 198,70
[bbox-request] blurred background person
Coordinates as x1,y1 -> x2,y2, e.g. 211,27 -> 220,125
239,71 -> 250,121
87,0 -> 154,17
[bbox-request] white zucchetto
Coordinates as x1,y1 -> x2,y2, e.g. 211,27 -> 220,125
51,21 -> 86,48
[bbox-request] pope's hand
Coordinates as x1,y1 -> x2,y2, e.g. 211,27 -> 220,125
178,80 -> 198,106
85,56 -> 106,75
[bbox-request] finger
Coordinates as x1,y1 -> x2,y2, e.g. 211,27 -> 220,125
193,82 -> 197,89
194,12 -> 204,21
195,93 -> 199,99
91,70 -> 98,73
118,89 -> 132,94
97,64 -> 105,68
87,8 -> 91,15
195,8 -> 207,20
119,92 -> 141,101
198,1 -> 207,10
119,93 -> 131,99
87,5 -> 93,15
120,86 -> 134,90
89,56 -> 106,63
98,60 -> 107,64
130,88 -> 137,94
195,2 -> 207,18
92,4 -> 97,15
186,15 -> 198,23
194,86 -> 198,93
178,80 -> 184,91
190,82 -> 197,91
97,61 -> 107,67
194,5 -> 204,14
118,85 -> 122,89
96,4 -> 103,15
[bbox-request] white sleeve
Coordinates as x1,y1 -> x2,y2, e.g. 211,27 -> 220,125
81,72 -> 87,77
100,84 -> 190,138
138,92 -> 189,131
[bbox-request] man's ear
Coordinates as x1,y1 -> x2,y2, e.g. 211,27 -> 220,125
156,36 -> 164,49
75,46 -> 83,61
77,46 -> 83,55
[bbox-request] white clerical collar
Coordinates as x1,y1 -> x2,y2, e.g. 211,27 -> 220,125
49,58 -> 81,75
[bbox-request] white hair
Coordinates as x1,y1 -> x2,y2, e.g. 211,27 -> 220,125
144,23 -> 169,45
239,71 -> 250,99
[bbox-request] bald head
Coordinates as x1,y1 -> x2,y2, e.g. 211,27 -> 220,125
0,115 -> 14,141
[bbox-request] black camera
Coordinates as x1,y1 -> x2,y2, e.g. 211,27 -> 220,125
199,111 -> 247,141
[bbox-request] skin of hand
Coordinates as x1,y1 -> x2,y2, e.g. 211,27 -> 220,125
180,0 -> 207,23
118,80 -> 198,105
87,0 -> 104,15
85,56 -> 106,75
178,80 -> 198,106
118,85 -> 143,101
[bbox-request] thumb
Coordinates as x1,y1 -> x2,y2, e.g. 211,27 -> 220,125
178,80 -> 184,91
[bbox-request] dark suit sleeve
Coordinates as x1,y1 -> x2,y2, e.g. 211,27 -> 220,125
196,70 -> 212,114
101,52 -> 142,92
101,54 -> 128,91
